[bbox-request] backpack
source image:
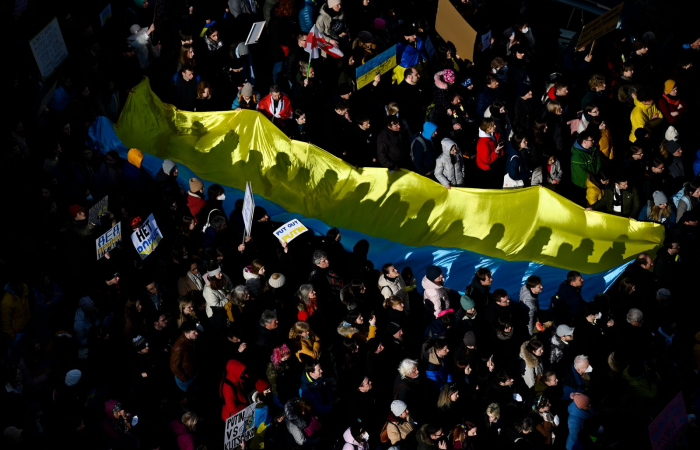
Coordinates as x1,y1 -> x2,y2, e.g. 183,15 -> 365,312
409,133 -> 428,162
671,186 -> 690,209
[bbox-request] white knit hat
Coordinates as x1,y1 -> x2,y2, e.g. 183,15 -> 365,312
665,126 -> 679,141
328,0 -> 342,7
269,273 -> 286,289
390,400 -> 407,416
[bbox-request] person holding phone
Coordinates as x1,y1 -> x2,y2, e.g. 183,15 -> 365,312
476,118 -> 504,188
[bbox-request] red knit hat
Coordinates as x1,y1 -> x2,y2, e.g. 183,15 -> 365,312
255,379 -> 270,394
69,205 -> 85,219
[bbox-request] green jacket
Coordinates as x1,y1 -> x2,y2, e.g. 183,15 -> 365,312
570,141 -> 601,188
592,186 -> 642,218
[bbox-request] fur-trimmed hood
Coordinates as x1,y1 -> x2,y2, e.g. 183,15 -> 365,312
337,322 -> 359,337
434,71 -> 449,90
520,342 -> 540,368
284,398 -> 310,429
417,423 -> 438,446
243,266 -> 260,281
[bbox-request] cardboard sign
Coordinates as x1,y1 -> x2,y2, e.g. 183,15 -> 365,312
436,0 -> 477,62
577,2 -> 624,50
481,30 -> 492,51
242,182 -> 255,237
96,223 -> 122,260
245,21 -> 266,45
356,45 -> 397,90
273,219 -> 309,244
30,17 -> 69,79
131,214 -> 163,260
100,4 -> 112,27
224,403 -> 256,450
649,392 -> 687,450
88,196 -> 109,224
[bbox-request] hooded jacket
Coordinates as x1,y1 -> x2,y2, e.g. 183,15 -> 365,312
169,418 -> 195,450
422,276 -> 450,318
285,398 -> 313,446
386,411 -> 415,444
518,284 -> 538,336
291,331 -> 321,362
342,427 -> 369,450
629,98 -> 664,142
337,321 -> 377,342
315,4 -> 345,41
476,129 -> 502,170
434,138 -> 465,187
220,360 -> 248,421
421,343 -> 452,386
531,158 -> 563,185
74,307 -> 100,347
570,140 -> 601,188
519,342 -> 543,388
566,401 -> 594,450
378,273 -> 406,301
505,141 -> 530,182
411,122 -> 437,175
243,267 -> 265,297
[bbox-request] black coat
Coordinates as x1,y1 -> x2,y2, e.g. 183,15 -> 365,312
377,128 -> 411,170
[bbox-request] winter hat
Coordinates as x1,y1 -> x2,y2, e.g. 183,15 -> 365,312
79,296 -> 95,311
189,177 -> 203,192
127,148 -> 144,169
373,18 -> 386,30
510,44 -> 525,55
663,79 -> 676,95
328,0 -> 341,8
269,273 -> 286,289
460,294 -> 475,311
518,82 -> 532,97
65,369 -> 82,387
358,31 -> 373,44
391,400 -> 407,416
241,82 -> 254,98
162,159 -> 177,175
442,69 -> 456,84
338,84 -> 353,96
462,77 -> 473,88
556,324 -> 574,337
426,265 -> 442,282
255,379 -> 270,394
253,206 -> 268,221
68,205 -> 85,219
570,392 -> 590,409
132,335 -> 148,351
665,140 -> 681,154
653,190 -> 668,206
437,309 -> 454,318
665,126 -> 679,141
130,24 -> 142,35
386,322 -> 402,336
634,128 -> 649,141
207,265 -> 221,277
463,331 -> 476,346
112,402 -> 123,416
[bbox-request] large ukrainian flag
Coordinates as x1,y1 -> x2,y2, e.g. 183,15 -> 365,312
90,79 -> 664,306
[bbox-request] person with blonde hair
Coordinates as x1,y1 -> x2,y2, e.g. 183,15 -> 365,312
638,190 -> 676,225
288,321 -> 321,362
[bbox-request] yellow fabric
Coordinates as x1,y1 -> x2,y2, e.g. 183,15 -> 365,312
127,148 -> 144,168
585,179 -> 603,206
115,79 -> 664,273
598,128 -> 613,160
629,98 -> 664,142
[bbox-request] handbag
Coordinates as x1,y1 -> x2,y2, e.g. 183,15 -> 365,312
303,416 -> 322,437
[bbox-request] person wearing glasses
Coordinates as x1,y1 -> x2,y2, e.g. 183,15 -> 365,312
570,129 -> 602,199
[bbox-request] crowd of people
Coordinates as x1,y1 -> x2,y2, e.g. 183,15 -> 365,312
3,1 -> 700,450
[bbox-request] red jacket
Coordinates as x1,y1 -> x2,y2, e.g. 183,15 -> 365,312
220,360 -> 248,421
257,93 -> 293,120
187,193 -> 206,220
658,95 -> 687,124
476,131 -> 502,170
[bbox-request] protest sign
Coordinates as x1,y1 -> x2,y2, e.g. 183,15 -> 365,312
273,219 -> 309,244
481,30 -> 492,51
224,403 -> 256,450
242,182 -> 255,238
356,45 -> 397,90
576,2 -> 624,50
436,0 -> 477,61
100,4 -> 112,27
649,392 -> 687,450
96,223 -> 121,260
89,196 -> 109,224
131,214 -> 163,260
30,17 -> 69,79
245,21 -> 266,45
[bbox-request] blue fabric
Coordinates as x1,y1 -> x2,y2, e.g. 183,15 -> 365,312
422,121 -> 438,140
89,117 -> 631,306
299,1 -> 317,33
567,401 -> 594,450
505,143 -> 529,181
397,39 -> 430,68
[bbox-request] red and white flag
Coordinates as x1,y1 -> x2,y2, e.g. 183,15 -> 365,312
305,25 -> 344,59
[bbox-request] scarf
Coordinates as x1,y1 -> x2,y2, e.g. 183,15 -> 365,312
188,271 -> 204,290
613,187 -> 623,208
663,94 -> 679,106
267,97 -> 285,118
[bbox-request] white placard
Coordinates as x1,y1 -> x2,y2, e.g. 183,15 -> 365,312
273,219 -> 309,244
30,17 -> 69,79
245,21 -> 266,45
224,403 -> 256,449
131,214 -> 163,260
242,182 -> 255,237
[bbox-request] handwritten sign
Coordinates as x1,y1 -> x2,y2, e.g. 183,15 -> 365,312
242,182 -> 255,238
30,17 -> 69,79
224,403 -> 256,449
273,219 -> 309,244
131,214 -> 163,260
577,2 -> 624,50
96,223 -> 122,260
649,391 -> 687,450
88,196 -> 109,224
356,45 -> 397,90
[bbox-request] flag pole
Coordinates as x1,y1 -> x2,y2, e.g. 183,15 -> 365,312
306,51 -> 312,80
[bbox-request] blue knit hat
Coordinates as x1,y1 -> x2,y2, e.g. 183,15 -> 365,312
426,265 -> 442,281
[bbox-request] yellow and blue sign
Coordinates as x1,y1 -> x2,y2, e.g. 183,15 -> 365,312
356,45 -> 397,90
130,214 -> 163,260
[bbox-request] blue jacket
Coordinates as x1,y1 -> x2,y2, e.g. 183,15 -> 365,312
299,372 -> 333,414
694,149 -> 700,177
505,142 -> 530,182
637,202 -> 676,226
398,39 -> 430,68
298,0 -> 317,33
476,86 -> 499,117
562,363 -> 585,399
567,401 -> 594,450
411,122 -> 437,175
